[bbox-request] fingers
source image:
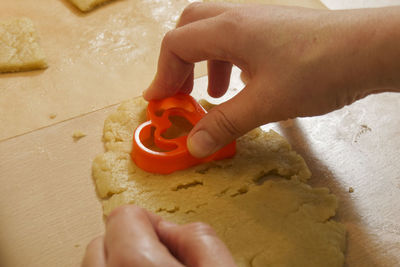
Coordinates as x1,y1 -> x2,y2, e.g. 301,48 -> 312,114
170,2 -> 234,99
144,2 -> 237,100
144,44 -> 194,100
157,221 -> 236,267
144,13 -> 239,100
187,85 -> 266,158
105,205 -> 183,267
81,236 -> 106,267
207,60 -> 232,98
83,205 -> 236,267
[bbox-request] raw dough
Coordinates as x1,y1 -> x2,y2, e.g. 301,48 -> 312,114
69,0 -> 115,12
0,18 -> 47,73
72,130 -> 87,141
92,97 -> 346,266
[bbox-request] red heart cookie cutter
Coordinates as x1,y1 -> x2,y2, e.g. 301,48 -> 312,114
131,94 -> 236,174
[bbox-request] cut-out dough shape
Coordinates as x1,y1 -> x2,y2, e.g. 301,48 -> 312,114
92,97 -> 346,266
69,0 -> 116,12
0,18 -> 47,73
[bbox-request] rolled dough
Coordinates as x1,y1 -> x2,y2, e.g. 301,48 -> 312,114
69,0 -> 116,12
92,97 -> 346,266
0,18 -> 47,73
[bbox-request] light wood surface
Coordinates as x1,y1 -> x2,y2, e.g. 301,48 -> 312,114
1,0 -> 399,267
0,0 -> 206,141
0,108 -> 107,267
271,93 -> 400,267
1,67 -> 399,267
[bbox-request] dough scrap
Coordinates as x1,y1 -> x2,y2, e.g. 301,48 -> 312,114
0,18 -> 47,73
72,130 -> 87,141
92,97 -> 346,266
69,0 -> 116,12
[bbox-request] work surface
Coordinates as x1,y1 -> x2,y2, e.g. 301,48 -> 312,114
1,0 -> 399,266
0,0 -> 209,141
1,69 -> 399,266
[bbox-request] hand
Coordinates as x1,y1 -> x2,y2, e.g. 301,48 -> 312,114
144,2 -> 400,158
81,205 -> 236,267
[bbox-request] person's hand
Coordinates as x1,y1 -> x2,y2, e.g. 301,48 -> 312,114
81,205 -> 236,267
143,2 -> 400,158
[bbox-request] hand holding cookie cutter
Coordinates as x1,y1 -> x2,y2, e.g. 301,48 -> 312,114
131,94 -> 236,174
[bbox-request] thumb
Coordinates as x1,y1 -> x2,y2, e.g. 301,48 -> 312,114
157,221 -> 236,267
188,87 -> 262,158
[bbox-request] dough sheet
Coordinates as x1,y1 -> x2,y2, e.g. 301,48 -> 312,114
92,97 -> 346,267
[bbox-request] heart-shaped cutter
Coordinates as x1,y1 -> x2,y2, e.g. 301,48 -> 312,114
131,94 -> 236,174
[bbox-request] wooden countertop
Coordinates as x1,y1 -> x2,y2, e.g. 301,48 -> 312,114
1,0 -> 399,266
1,67 -> 399,266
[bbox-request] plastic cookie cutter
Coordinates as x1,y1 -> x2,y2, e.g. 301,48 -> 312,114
131,93 -> 236,174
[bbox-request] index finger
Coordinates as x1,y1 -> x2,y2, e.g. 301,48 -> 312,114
144,9 -> 241,100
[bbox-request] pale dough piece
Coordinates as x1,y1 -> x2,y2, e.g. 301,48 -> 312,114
0,18 -> 47,73
69,0 -> 116,12
92,97 -> 346,266
72,130 -> 87,141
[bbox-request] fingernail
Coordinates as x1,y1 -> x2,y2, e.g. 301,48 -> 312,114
188,130 -> 217,158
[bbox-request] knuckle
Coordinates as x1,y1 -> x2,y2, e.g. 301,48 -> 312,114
109,255 -> 140,267
212,13 -> 241,57
219,9 -> 245,33
107,205 -> 144,222
179,2 -> 203,26
86,236 -> 103,251
217,10 -> 249,57
188,222 -> 216,236
223,8 -> 245,25
110,252 -> 164,267
162,29 -> 176,48
210,107 -> 242,138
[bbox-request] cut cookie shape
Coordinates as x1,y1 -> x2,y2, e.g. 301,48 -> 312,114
0,18 -> 47,73
132,94 -> 236,174
69,0 -> 116,12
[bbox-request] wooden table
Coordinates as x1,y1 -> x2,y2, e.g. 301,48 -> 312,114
1,0 -> 399,266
